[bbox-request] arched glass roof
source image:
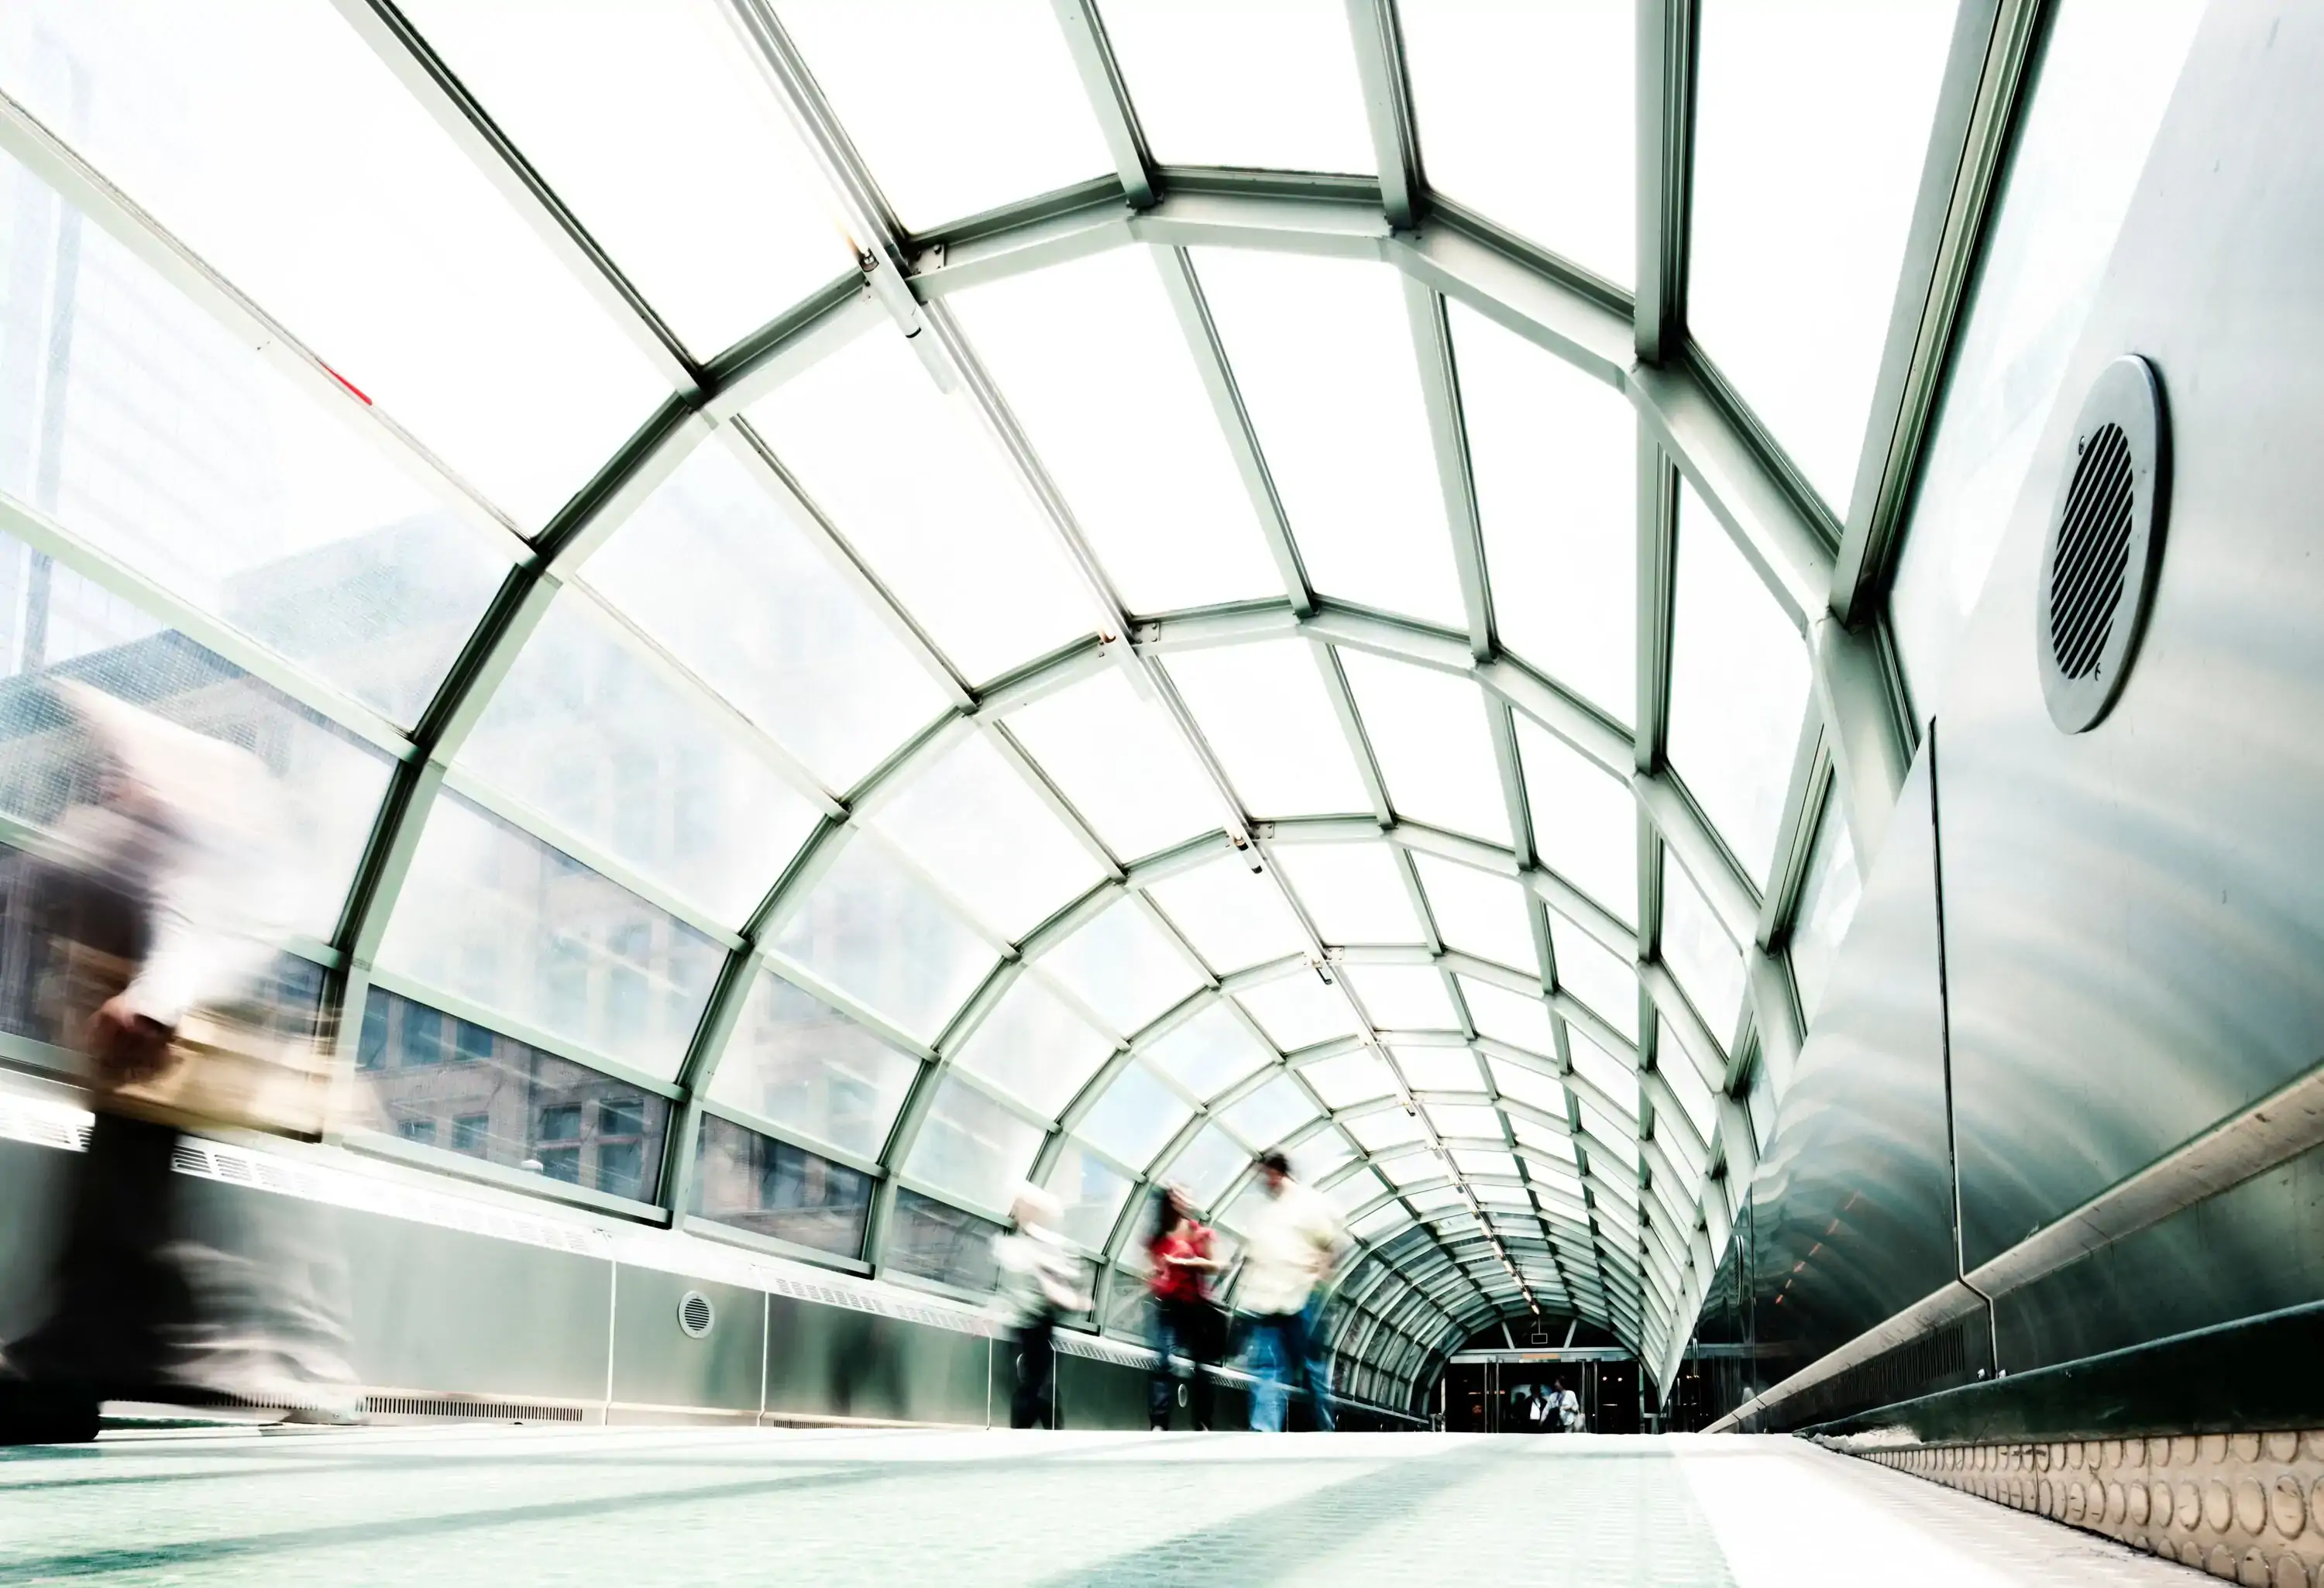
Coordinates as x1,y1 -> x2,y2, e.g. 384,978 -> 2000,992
0,0 -> 2015,1405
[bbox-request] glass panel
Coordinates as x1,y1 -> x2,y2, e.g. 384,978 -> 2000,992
1003,668 -> 1221,864
885,1188 -> 1004,1292
1161,1122 -> 1251,1209
1193,250 -> 1463,626
1664,483 -> 1813,881
1102,1266 -> 1154,1338
1293,1128 -> 1354,1183
1514,717 -> 1638,926
1428,1102 -> 1505,1143
1221,1073 -> 1319,1149
1391,1046 -> 1485,1091
871,730 -> 1103,941
1044,1136 -> 1134,1253
1274,843 -> 1425,945
1352,1204 -> 1410,1241
1161,639 -> 1370,818
772,0 -> 1109,230
1457,976 -> 1556,1056
378,793 -> 724,1078
1746,1057 -> 1776,1150
767,833 -> 997,1043
1515,1122 -> 1576,1164
1658,1045 -> 1721,1150
1144,854 -> 1310,977
1337,650 -> 1511,844
1473,1181 -> 1532,1205
1325,1168 -> 1389,1216
1098,0 -> 1374,175
1789,789 -> 1862,1027
1301,1048 -> 1397,1109
1398,3 -> 1632,282
1569,1033 -> 1638,1116
952,971 -> 1115,1119
1343,965 -> 1458,1031
1411,854 -> 1535,973
579,438 -> 950,793
1577,1105 -> 1637,1168
1487,1058 -> 1569,1118
459,596 -> 820,925
904,1074 -> 1043,1212
692,1112 -> 871,1256
746,329 -> 1093,686
0,1 -> 662,528
1348,1108 -> 1427,1152
951,246 -> 1281,614
1659,854 -> 1746,1042
706,968 -> 920,1160
1036,896 -> 1205,1036
351,989 -> 672,1201
397,0 -> 852,358
1235,972 -> 1357,1052
1549,912 -> 1639,1040
0,155 -> 513,730
1143,1002 -> 1274,1101
1689,0 -> 1962,509
1888,0 -> 2205,717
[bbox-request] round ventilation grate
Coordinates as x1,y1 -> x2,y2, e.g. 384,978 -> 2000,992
677,1290 -> 714,1340
2038,355 -> 2170,734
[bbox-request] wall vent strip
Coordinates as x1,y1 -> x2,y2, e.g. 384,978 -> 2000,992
366,1394 -> 585,1424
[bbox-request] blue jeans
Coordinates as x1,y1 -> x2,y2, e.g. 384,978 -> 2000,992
1245,1307 -> 1334,1432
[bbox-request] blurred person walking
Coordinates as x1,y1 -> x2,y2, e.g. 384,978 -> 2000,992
1236,1151 -> 1348,1433
1143,1184 -> 1222,1430
993,1184 -> 1088,1430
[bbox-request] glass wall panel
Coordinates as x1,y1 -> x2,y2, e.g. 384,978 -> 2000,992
1337,651 -> 1510,845
766,834 -> 997,1045
1301,1048 -> 1394,1109
1343,966 -> 1459,1032
771,0 -> 1109,230
1078,1059 -> 1193,1169
1514,717 -> 1638,926
1102,1267 -> 1154,1339
1034,896 -> 1204,1037
1326,1170 -> 1388,1218
349,988 -> 669,1201
1577,1107 -> 1637,1168
1220,1073 -> 1319,1150
1549,913 -> 1640,1040
1160,1121 -> 1251,1209
1488,1058 -> 1569,1118
1400,3 -> 1634,284
0,153 -> 509,728
1428,1102 -> 1505,1143
1663,483 -> 1813,882
1235,973 -> 1358,1052
1787,789 -> 1862,1028
579,438 -> 950,794
378,793 -> 724,1078
397,0 -> 852,358
1456,976 -> 1556,1055
1143,1001 -> 1274,1101
871,730 -> 1102,942
1044,1136 -> 1135,1253
1411,854 -> 1535,974
1193,251 -> 1463,626
1349,1109 -> 1427,1152
1099,0 -> 1374,176
1161,639 -> 1370,818
0,0 -> 663,527
1688,0 -> 1961,510
951,246 -> 1281,614
1447,301 -> 1636,721
1657,1042 -> 1721,1150
952,971 -> 1115,1119
1003,668 -> 1222,864
1888,0 -> 2205,717
704,968 -> 920,1161
747,331 -> 1094,686
1273,843 -> 1425,945
459,595 -> 821,926
1145,855 -> 1310,978
691,1112 -> 871,1258
1393,1045 -> 1484,1091
1353,1203 -> 1413,1242
902,1074 -> 1043,1212
1292,1127 -> 1355,1183
1568,1033 -> 1638,1115
1659,854 -> 1746,1042
885,1188 -> 1003,1293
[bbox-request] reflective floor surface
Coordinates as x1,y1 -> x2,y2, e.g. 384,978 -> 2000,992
0,1427 -> 2195,1586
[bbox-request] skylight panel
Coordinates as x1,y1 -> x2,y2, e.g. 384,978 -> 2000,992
904,1076 -> 1044,1212
870,730 -> 1105,942
1428,1103 -> 1506,1143
952,971 -> 1117,1118
1349,1109 -> 1428,1152
707,969 -> 921,1160
1659,852 -> 1748,1042
1003,669 -> 1222,864
1078,1060 -> 1195,1169
1222,1074 -> 1322,1149
1343,966 -> 1460,1032
1456,976 -> 1556,1057
1037,896 -> 1205,1036
1145,855 -> 1312,977
1193,250 -> 1464,626
768,832 -> 998,1043
1411,854 -> 1536,972
1326,1170 -> 1391,1216
1487,1059 -> 1569,1118
1337,650 -> 1512,845
1236,973 -> 1360,1052
771,0 -> 1112,229
1273,844 -> 1428,945
947,246 -> 1282,613
1549,911 -> 1640,1040
1294,1128 -> 1356,1183
1352,1203 -> 1413,1241
1143,1002 -> 1276,1100
1045,1139 -> 1134,1252
1161,641 -> 1373,817
1391,1046 -> 1487,1091
1664,482 -> 1813,882
1788,789 -> 1862,1026
746,329 -> 1095,686
1301,1049 -> 1400,1109
1514,717 -> 1639,926
1164,1122 -> 1256,1208
1099,0 -> 1375,175
1568,1033 -> 1638,1116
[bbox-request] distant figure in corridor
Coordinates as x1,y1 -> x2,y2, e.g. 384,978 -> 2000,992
1143,1184 -> 1222,1431
1236,1150 -> 1348,1433
993,1184 -> 1088,1430
1552,1377 -> 1582,1433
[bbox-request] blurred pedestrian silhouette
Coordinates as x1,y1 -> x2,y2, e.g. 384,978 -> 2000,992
993,1184 -> 1088,1430
1237,1150 -> 1348,1432
1143,1184 -> 1222,1430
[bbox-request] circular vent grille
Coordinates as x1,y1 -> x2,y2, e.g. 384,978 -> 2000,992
2038,356 -> 2169,734
677,1291 -> 715,1340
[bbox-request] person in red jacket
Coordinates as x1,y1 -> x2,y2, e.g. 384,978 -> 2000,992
1145,1184 -> 1222,1431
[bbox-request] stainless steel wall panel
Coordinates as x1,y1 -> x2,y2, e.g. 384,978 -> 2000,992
608,1267 -> 767,1416
760,1295 -> 989,1426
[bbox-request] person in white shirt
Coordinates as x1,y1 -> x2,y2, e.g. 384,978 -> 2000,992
1553,1377 -> 1583,1433
1236,1151 -> 1348,1432
992,1184 -> 1088,1429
